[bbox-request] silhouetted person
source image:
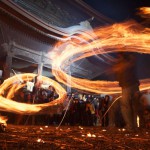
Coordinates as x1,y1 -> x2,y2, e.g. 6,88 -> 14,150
47,86 -> 55,102
101,95 -> 109,127
112,52 -> 142,130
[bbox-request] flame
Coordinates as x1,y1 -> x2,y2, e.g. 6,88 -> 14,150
139,7 -> 150,16
0,8 -> 150,114
0,116 -> 8,126
137,116 -> 140,128
0,73 -> 67,114
87,133 -> 92,137
51,20 -> 150,94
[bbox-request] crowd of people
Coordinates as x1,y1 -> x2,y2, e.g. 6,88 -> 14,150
0,78 -> 150,130
0,52 -> 150,130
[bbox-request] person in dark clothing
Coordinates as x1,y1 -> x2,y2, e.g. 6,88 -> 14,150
32,75 -> 42,103
112,52 -> 143,130
73,98 -> 80,125
47,86 -> 55,102
79,99 -> 86,126
101,95 -> 109,127
14,90 -> 25,125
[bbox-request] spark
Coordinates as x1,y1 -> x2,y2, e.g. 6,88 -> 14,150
137,116 -> 140,128
122,128 -> 126,132
87,133 -> 92,137
135,134 -> 139,137
37,139 -> 41,142
91,134 -> 96,137
40,127 -> 43,130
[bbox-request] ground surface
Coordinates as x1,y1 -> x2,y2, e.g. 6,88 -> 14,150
0,125 -> 150,150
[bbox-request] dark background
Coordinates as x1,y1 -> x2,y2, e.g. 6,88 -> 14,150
83,0 -> 150,22
82,0 -> 150,81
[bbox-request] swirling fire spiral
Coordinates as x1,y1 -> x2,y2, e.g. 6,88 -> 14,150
52,21 -> 150,94
0,7 -> 149,114
0,73 -> 67,114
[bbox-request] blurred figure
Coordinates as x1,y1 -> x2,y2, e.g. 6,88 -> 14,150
32,75 -> 42,102
47,86 -> 55,102
100,95 -> 109,127
143,110 -> 150,128
108,95 -> 125,128
85,100 -> 95,126
73,98 -> 80,125
24,93 -> 35,125
0,79 -> 2,85
112,52 -> 143,130
139,90 -> 150,128
15,90 -> 25,125
79,98 -> 86,126
62,94 -> 72,125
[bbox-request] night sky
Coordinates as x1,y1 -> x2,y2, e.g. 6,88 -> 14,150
83,0 -> 150,80
83,0 -> 149,22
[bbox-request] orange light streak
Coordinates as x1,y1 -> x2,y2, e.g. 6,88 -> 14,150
0,73 -> 67,114
139,7 -> 150,16
0,8 -> 150,114
0,116 -> 8,126
52,20 -> 150,94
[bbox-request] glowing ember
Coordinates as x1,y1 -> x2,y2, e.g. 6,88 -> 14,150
122,128 -> 126,131
135,134 -> 139,137
87,133 -> 92,137
91,134 -> 96,137
98,135 -> 103,138
79,126 -> 83,130
37,138 -> 44,143
40,127 -> 43,130
37,139 -> 41,142
137,116 -> 140,127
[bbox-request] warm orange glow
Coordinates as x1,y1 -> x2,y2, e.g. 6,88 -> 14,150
0,116 -> 8,126
52,20 -> 150,94
0,73 -> 67,114
87,133 -> 92,137
0,8 -> 150,114
139,7 -> 150,16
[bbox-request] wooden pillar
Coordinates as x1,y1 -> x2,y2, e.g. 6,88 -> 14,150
1,43 -> 13,81
67,70 -> 71,93
38,62 -> 43,76
38,53 -> 44,76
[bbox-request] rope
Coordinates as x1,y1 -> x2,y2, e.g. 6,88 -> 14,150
101,96 -> 121,121
56,96 -> 73,129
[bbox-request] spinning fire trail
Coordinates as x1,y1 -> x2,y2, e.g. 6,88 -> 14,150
52,8 -> 150,94
0,7 -> 149,114
0,74 -> 67,114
